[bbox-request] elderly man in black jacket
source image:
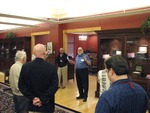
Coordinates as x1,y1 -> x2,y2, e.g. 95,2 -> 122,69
19,43 -> 58,113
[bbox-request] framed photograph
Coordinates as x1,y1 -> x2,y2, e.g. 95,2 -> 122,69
47,42 -> 53,54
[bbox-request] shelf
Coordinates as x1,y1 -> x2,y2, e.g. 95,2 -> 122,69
0,37 -> 31,71
95,28 -> 150,97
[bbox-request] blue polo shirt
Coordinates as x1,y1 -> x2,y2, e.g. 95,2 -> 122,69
95,78 -> 149,113
75,53 -> 91,69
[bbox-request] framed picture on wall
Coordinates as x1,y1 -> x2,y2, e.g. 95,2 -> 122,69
47,42 -> 53,54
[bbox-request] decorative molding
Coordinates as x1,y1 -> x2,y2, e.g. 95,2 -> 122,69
31,31 -> 50,36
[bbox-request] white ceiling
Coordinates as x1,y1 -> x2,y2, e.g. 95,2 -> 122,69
0,0 -> 150,32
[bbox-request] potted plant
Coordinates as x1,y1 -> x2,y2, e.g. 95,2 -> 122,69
141,16 -> 150,34
5,32 -> 15,39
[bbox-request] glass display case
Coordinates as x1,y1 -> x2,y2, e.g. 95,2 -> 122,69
0,37 -> 31,71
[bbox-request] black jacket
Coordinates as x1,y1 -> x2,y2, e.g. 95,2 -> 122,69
19,58 -> 58,113
56,53 -> 68,67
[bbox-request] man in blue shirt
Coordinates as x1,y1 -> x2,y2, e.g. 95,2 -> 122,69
75,47 -> 91,102
95,55 -> 149,113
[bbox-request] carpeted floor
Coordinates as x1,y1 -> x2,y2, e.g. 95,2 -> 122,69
0,82 -> 80,113
0,83 -> 14,113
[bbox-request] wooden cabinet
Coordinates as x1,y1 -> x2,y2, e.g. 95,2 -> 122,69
0,37 -> 31,71
126,37 -> 150,76
68,63 -> 74,80
46,54 -> 56,65
87,52 -> 97,74
95,28 -> 150,97
131,76 -> 150,96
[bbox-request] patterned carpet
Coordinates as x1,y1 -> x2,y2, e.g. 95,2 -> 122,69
0,83 -> 14,113
0,82 -> 80,113
55,104 -> 80,113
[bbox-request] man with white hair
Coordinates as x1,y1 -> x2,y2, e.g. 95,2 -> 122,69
75,47 -> 91,102
9,50 -> 28,113
19,44 -> 58,113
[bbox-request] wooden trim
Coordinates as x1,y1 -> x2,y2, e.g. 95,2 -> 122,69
31,31 -> 50,36
65,27 -> 101,33
63,30 -> 68,53
96,28 -> 150,37
31,36 -> 35,55
30,31 -> 50,57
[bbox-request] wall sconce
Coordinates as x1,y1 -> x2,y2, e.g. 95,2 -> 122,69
79,35 -> 87,41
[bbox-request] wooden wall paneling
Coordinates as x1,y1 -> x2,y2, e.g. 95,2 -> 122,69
0,37 -> 31,71
95,28 -> 150,97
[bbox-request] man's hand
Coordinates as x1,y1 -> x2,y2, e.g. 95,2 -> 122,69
69,60 -> 75,65
84,56 -> 91,65
33,97 -> 42,107
84,56 -> 87,61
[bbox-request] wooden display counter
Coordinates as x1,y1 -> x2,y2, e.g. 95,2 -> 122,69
131,76 -> 150,96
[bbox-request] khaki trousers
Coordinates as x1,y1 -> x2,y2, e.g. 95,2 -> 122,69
57,65 -> 68,87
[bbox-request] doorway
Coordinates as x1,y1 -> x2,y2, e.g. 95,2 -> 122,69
63,27 -> 101,54
63,27 -> 101,75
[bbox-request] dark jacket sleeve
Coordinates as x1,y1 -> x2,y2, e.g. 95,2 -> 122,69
64,53 -> 69,63
39,65 -> 58,104
56,54 -> 60,64
18,64 -> 35,101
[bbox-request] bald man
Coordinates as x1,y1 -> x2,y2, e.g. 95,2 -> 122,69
19,44 -> 58,113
